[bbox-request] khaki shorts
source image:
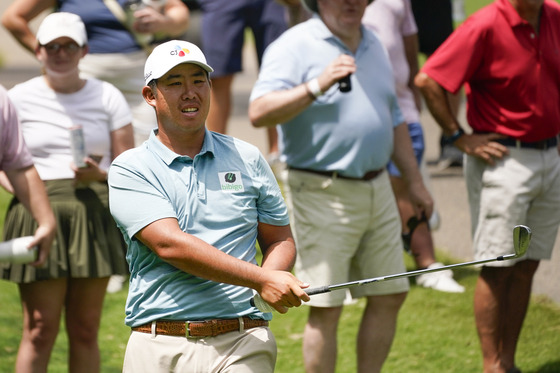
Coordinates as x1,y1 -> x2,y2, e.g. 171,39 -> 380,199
123,327 -> 276,373
465,147 -> 560,266
283,169 -> 409,308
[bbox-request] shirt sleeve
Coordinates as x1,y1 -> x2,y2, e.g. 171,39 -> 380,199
108,155 -> 177,240
102,81 -> 134,131
402,0 -> 418,37
249,34 -> 304,102
421,16 -> 487,94
0,86 -> 33,171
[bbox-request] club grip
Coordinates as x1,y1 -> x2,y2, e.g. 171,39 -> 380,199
305,286 -> 330,296
250,294 -> 276,313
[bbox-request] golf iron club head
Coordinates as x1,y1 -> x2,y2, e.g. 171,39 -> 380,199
512,224 -> 531,258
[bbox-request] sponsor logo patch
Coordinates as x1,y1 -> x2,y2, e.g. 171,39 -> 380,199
219,171 -> 244,192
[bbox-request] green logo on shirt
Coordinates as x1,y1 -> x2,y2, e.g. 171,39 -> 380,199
219,171 -> 244,193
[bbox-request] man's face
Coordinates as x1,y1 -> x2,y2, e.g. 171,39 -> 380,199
147,63 -> 211,136
36,36 -> 86,74
510,0 -> 545,13
318,0 -> 368,31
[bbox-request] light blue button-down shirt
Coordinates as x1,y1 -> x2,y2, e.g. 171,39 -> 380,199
108,129 -> 289,326
250,16 -> 404,178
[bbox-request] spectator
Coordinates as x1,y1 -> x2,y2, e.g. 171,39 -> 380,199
108,40 -> 310,372
415,0 -> 560,372
2,0 -> 190,293
197,0 -> 289,165
1,0 -> 189,146
249,0 -> 433,372
1,13 -> 134,372
0,85 -> 56,267
362,0 -> 464,293
411,0 -> 464,169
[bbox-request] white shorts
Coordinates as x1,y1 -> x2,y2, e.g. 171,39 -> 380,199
283,169 -> 409,307
465,147 -> 560,266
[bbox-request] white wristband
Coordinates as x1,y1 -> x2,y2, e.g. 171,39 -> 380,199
306,78 -> 323,99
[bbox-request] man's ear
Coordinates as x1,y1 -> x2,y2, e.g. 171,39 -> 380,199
142,85 -> 156,108
81,45 -> 89,57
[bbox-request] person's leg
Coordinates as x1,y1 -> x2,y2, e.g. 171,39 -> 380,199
475,266 -> 511,373
16,278 -> 66,372
357,292 -> 407,373
65,277 -> 110,373
500,260 -> 539,371
474,262 -> 537,373
303,306 -> 343,373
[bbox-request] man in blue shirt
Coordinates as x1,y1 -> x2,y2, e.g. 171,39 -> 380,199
108,40 -> 309,372
249,0 -> 433,372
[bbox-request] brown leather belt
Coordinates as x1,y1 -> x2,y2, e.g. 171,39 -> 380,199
289,167 -> 384,181
131,317 -> 268,338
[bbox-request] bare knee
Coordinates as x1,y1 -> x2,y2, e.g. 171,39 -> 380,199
66,316 -> 99,347
308,306 -> 343,331
365,292 -> 407,313
22,317 -> 60,353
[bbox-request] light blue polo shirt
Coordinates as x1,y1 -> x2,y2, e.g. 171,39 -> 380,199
108,129 -> 289,326
250,16 -> 404,178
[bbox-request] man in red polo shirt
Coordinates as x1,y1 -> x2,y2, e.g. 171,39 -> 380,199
415,0 -> 560,372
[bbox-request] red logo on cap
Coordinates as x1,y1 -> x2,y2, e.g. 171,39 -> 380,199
172,45 -> 190,57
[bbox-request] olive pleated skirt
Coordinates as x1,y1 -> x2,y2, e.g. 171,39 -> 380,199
1,179 -> 129,283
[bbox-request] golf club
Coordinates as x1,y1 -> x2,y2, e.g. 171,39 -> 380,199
251,225 -> 531,313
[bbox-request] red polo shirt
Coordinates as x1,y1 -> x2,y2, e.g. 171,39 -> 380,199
421,0 -> 560,142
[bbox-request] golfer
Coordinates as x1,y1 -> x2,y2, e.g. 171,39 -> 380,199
108,40 -> 310,372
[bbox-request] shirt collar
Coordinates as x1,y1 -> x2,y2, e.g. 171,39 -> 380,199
309,15 -> 375,55
496,0 -> 542,28
146,128 -> 216,166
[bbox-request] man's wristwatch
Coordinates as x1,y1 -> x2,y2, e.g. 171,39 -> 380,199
441,128 -> 465,146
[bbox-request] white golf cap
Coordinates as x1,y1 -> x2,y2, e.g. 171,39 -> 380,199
36,12 -> 87,47
144,40 -> 214,85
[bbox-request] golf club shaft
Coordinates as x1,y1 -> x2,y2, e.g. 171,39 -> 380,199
306,253 -> 516,295
252,225 -> 530,312
250,253 -> 514,312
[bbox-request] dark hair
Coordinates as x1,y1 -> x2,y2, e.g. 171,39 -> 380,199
148,79 -> 157,95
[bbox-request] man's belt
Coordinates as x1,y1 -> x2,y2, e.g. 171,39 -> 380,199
131,317 -> 268,338
289,166 -> 384,181
494,136 -> 558,150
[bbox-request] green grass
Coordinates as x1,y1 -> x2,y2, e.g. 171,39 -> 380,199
2,187 -> 559,372
1,255 -> 559,372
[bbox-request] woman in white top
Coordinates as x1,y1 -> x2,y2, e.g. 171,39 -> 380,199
1,13 -> 134,372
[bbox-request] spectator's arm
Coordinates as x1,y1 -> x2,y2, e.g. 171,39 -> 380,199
1,0 -> 56,54
414,72 -> 460,136
133,0 -> 190,37
403,33 -> 422,112
5,165 -> 56,266
391,122 -> 434,219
